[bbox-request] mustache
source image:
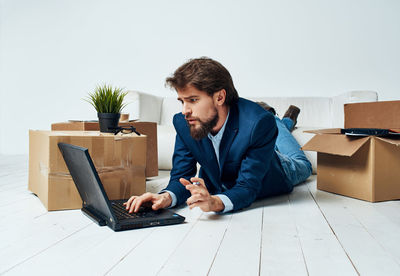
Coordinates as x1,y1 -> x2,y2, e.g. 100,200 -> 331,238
185,116 -> 199,121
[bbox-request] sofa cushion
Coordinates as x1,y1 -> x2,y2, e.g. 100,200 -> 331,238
160,98 -> 181,126
157,125 -> 176,170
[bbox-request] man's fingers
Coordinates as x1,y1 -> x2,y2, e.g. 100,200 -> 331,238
138,193 -> 157,212
190,177 -> 206,188
188,201 -> 207,211
128,197 -> 139,213
152,202 -> 160,210
187,194 -> 203,205
179,178 -> 192,186
128,193 -> 153,213
185,184 -> 200,192
124,196 -> 135,208
134,198 -> 145,213
152,198 -> 163,210
124,196 -> 137,210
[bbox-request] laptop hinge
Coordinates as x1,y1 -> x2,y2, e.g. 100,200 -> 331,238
82,206 -> 106,226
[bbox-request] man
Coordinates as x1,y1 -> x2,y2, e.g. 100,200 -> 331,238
124,57 -> 312,213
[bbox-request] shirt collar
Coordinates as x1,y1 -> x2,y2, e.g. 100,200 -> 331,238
208,110 -> 230,141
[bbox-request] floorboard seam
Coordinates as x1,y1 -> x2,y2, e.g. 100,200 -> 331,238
306,183 -> 360,275
104,228 -> 156,275
155,212 -> 204,275
288,193 -> 310,276
258,206 -> 264,276
344,200 -> 400,268
206,214 -> 234,276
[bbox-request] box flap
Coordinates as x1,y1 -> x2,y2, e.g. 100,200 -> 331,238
303,128 -> 342,134
376,136 -> 400,146
345,101 -> 400,129
302,134 -> 370,156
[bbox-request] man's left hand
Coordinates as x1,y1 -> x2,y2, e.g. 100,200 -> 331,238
180,177 -> 225,212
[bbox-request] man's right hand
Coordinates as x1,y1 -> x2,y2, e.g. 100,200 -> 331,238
123,192 -> 172,213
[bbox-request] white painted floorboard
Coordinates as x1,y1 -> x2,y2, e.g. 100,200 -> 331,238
1,155 -> 400,275
308,183 -> 400,276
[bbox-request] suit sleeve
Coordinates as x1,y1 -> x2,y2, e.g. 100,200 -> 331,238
161,123 -> 197,206
221,113 -> 278,211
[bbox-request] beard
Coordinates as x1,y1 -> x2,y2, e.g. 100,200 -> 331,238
186,109 -> 219,140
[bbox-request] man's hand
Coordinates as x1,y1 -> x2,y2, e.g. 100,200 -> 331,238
123,192 -> 172,213
180,177 -> 225,212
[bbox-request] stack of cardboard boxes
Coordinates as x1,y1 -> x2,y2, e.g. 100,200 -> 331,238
29,121 -> 157,211
303,101 -> 400,202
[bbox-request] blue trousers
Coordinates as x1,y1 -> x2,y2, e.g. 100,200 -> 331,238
275,117 -> 312,186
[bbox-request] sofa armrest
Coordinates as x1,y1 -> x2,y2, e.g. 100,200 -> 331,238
331,90 -> 378,128
124,91 -> 163,123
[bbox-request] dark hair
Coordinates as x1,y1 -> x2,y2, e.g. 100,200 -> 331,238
165,57 -> 239,106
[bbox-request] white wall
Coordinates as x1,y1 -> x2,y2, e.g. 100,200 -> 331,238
1,0 -> 399,155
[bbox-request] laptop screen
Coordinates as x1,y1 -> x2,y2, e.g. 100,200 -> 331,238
58,143 -> 116,222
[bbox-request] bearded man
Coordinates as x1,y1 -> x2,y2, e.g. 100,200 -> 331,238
124,57 -> 312,213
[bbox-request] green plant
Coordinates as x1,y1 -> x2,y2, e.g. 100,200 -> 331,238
85,84 -> 128,113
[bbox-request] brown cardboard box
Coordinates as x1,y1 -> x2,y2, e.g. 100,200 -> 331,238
29,130 -> 147,210
51,121 -> 158,177
302,101 -> 400,202
344,101 -> 400,129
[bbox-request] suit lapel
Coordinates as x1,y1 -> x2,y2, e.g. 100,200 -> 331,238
197,138 -> 220,185
198,138 -> 218,166
219,104 -> 239,174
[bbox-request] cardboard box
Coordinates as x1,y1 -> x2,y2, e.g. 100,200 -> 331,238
344,100 -> 400,129
29,130 -> 147,210
51,121 -> 158,177
302,101 -> 400,202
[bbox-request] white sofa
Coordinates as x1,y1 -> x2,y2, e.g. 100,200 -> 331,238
124,90 -> 378,192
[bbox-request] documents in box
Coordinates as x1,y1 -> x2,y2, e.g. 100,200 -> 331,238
302,101 -> 400,202
51,121 -> 158,177
29,130 -> 147,210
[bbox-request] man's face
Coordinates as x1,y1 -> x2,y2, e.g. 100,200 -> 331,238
177,86 -> 219,140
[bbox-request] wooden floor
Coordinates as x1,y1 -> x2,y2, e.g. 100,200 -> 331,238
1,155 -> 400,276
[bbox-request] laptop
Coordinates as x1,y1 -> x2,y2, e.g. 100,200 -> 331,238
58,142 -> 185,231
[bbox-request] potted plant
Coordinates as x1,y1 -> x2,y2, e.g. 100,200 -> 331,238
85,84 -> 128,133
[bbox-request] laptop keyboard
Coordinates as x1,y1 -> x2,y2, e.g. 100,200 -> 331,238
111,201 -> 155,220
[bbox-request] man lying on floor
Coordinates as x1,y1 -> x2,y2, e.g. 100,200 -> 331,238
124,57 -> 312,214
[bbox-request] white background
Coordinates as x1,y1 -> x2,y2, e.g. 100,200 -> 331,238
0,0 -> 399,155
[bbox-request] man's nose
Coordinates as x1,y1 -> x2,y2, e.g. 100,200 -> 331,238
182,103 -> 191,116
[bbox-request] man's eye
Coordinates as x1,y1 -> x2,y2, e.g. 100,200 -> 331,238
190,98 -> 198,102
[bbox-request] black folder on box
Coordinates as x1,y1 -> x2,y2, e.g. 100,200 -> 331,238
341,128 -> 400,137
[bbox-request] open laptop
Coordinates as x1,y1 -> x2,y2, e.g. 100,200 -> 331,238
58,142 -> 185,231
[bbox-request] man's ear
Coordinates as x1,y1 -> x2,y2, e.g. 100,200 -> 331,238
215,89 -> 226,106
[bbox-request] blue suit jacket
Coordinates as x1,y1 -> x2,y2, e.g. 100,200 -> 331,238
164,98 -> 293,211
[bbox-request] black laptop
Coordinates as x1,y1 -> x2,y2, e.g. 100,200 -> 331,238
58,142 -> 185,231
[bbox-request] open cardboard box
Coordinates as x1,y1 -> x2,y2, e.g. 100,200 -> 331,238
302,101 -> 400,202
